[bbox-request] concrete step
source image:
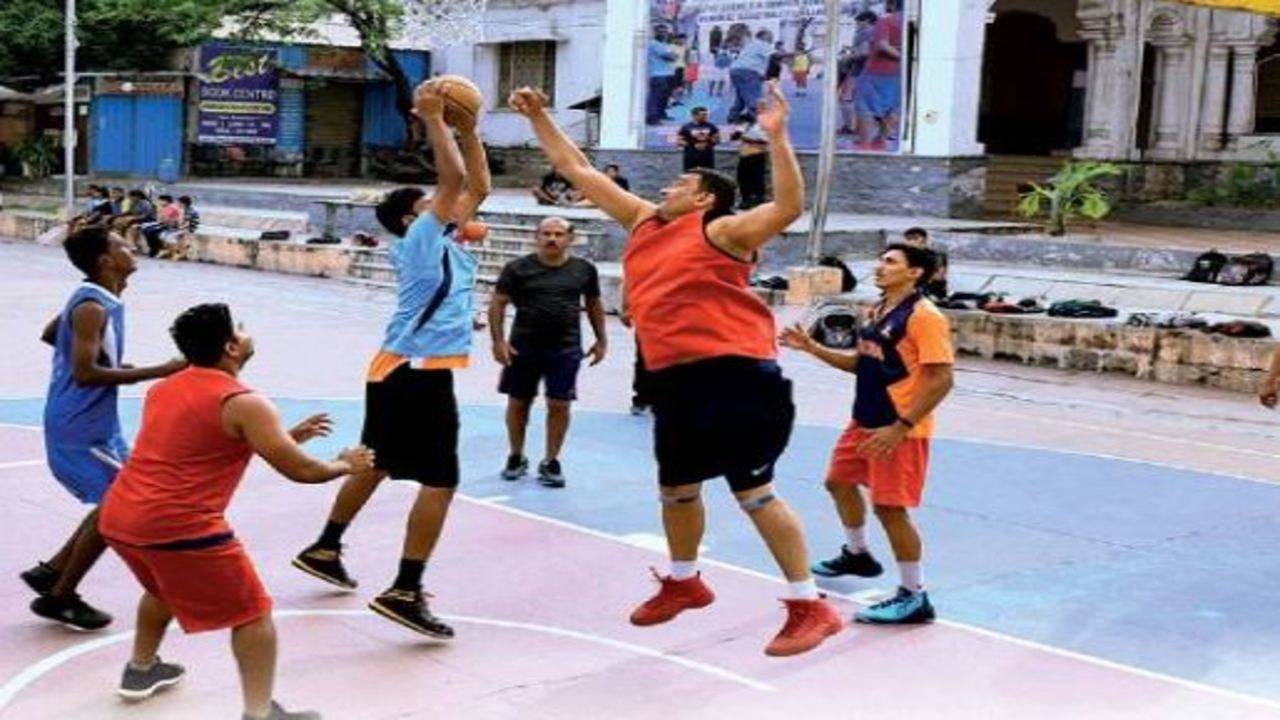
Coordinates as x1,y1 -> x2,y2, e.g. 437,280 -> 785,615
199,205 -> 311,234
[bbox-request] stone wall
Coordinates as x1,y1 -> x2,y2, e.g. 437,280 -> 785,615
590,150 -> 987,218
187,235 -> 354,278
948,309 -> 1269,394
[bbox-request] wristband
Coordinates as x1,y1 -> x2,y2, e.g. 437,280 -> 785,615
895,416 -> 915,430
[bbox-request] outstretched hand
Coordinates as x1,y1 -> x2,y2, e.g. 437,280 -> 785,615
756,80 -> 790,137
778,322 -> 816,352
1261,376 -> 1280,409
290,413 -> 333,444
339,445 -> 376,475
508,87 -> 550,117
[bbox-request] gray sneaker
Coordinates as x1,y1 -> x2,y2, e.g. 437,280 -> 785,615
245,701 -> 321,720
118,657 -> 185,700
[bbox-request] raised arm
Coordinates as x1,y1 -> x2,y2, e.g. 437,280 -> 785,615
707,81 -> 803,256
1261,346 -> 1280,408
69,303 -> 185,386
225,393 -> 373,484
509,88 -> 654,230
453,121 -> 492,222
416,82 -> 467,222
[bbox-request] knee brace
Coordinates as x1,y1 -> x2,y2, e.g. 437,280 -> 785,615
738,493 -> 776,513
659,490 -> 702,506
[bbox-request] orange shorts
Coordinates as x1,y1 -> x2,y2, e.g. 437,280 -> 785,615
826,423 -> 930,507
108,537 -> 272,634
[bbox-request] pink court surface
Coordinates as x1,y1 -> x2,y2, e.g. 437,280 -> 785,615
2,241 -> 1280,719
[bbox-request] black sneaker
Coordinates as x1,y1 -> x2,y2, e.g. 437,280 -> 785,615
501,454 -> 528,481
30,593 -> 112,631
291,545 -> 358,591
244,701 -> 321,720
369,589 -> 455,640
118,657 -> 185,700
20,561 -> 59,595
811,546 -> 884,578
537,459 -> 565,488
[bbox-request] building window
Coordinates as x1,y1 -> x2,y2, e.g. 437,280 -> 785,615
497,41 -> 557,107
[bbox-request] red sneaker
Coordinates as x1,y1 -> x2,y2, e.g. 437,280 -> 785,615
629,570 -> 716,626
764,597 -> 844,657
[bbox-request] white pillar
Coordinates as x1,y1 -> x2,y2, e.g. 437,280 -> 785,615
911,0 -> 986,157
1146,42 -> 1194,159
1076,0 -> 1143,161
1226,45 -> 1259,137
599,0 -> 646,149
1198,45 -> 1230,153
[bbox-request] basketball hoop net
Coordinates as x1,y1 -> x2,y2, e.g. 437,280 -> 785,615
401,0 -> 488,48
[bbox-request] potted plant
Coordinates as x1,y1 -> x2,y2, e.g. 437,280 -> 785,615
14,135 -> 57,180
1017,161 -> 1125,236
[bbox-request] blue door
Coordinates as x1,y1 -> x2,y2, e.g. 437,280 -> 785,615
91,94 -> 184,177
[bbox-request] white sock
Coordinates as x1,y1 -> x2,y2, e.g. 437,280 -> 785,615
788,578 -> 820,600
844,525 -> 869,552
670,560 -> 698,580
898,561 -> 924,592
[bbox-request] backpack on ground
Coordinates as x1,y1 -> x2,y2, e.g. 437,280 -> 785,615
1216,253 -> 1273,286
808,302 -> 859,349
818,255 -> 857,293
1207,320 -> 1272,338
1183,250 -> 1228,283
1047,299 -> 1119,319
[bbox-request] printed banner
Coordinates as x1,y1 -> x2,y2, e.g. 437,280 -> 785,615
197,44 -> 280,145
645,0 -> 905,153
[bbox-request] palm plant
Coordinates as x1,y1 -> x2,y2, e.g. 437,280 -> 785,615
1017,161 -> 1125,236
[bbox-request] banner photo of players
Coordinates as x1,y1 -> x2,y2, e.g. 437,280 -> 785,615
644,0 -> 906,153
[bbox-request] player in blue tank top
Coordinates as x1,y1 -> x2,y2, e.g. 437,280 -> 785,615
20,225 -> 186,631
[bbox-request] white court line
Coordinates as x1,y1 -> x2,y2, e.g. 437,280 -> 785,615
0,610 -> 771,710
0,460 -> 42,471
460,495 -> 1280,713
0,424 -> 41,433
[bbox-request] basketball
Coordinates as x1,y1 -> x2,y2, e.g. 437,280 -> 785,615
431,74 -> 483,128
459,220 -> 489,243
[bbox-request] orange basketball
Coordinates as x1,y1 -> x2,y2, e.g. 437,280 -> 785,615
431,74 -> 483,128
460,221 -> 489,243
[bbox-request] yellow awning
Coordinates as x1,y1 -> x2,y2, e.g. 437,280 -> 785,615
1165,0 -> 1280,15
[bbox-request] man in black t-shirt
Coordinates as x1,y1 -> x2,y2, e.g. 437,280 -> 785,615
488,217 -> 608,488
677,107 -> 720,171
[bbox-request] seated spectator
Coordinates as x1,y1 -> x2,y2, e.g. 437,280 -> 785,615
160,195 -> 200,260
112,190 -> 155,245
532,169 -> 579,206
138,195 -> 183,258
903,226 -> 949,301
603,164 -> 631,192
106,187 -> 126,217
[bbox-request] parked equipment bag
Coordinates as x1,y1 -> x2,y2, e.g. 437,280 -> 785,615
1216,253 -> 1273,287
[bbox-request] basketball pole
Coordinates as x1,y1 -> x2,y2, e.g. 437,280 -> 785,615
63,0 -> 77,215
806,0 -> 841,266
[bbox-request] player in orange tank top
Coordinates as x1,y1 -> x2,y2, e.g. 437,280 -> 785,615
512,81 -> 842,656
100,303 -> 374,720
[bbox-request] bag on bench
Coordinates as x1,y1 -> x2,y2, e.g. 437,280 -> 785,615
1216,253 -> 1273,287
1183,250 -> 1227,283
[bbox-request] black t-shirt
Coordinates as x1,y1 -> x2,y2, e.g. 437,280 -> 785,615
496,255 -> 602,352
678,121 -> 719,169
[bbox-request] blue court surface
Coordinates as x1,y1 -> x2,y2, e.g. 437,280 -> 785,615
4,395 -> 1279,703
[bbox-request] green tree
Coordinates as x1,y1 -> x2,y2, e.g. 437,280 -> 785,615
1,0 -> 427,145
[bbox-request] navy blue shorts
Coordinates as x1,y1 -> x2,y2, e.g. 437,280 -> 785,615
499,347 -> 584,401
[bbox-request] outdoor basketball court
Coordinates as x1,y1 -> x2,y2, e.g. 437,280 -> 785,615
3,242 -> 1280,719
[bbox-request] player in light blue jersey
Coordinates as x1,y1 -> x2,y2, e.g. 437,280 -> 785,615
294,80 -> 491,639
20,225 -> 185,630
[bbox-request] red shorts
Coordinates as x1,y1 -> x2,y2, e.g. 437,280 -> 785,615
826,423 -> 930,507
108,538 -> 272,633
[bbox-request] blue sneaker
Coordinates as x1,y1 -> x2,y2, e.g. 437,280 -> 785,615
854,587 -> 935,625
